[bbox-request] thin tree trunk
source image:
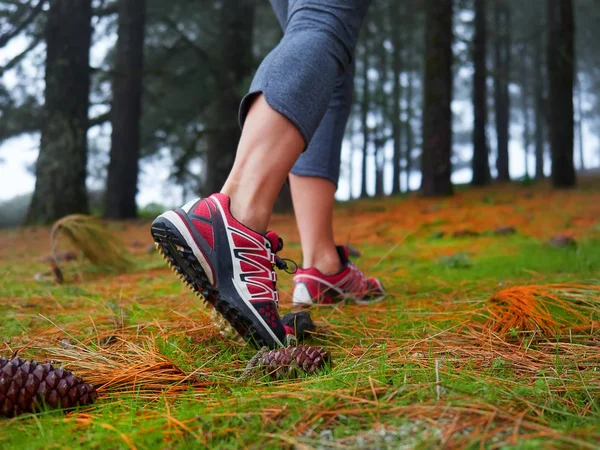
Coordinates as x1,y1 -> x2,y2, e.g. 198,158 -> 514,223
405,70 -> 414,192
348,140 -> 355,199
360,42 -> 370,198
533,18 -> 545,180
522,81 -> 531,179
576,75 -> 585,171
471,0 -> 491,186
520,41 -> 531,180
27,0 -> 92,224
404,2 -> 415,192
390,1 -> 402,195
493,0 -> 510,182
421,0 -> 453,197
104,0 -> 146,219
374,138 -> 385,197
374,14 -> 388,198
547,0 -> 576,187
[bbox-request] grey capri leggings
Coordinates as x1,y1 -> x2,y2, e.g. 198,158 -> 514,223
238,0 -> 370,186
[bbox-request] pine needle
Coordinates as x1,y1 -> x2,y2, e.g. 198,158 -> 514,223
51,214 -> 133,276
485,284 -> 600,338
45,337 -> 207,398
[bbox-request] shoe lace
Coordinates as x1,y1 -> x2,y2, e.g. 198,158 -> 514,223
268,238 -> 298,306
347,262 -> 369,294
275,256 -> 298,274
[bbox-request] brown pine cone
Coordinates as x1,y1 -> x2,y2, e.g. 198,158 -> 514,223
0,357 -> 97,417
257,345 -> 331,380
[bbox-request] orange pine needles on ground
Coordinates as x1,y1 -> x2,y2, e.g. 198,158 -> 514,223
485,284 -> 600,337
43,337 -> 208,398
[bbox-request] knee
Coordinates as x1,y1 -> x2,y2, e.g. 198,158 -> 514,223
285,7 -> 356,72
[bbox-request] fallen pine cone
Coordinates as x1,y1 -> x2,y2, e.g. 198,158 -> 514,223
493,226 -> 517,236
452,229 -> 480,238
258,346 -> 331,380
0,357 -> 97,417
548,235 -> 577,248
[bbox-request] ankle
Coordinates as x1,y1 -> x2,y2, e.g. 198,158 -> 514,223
221,174 -> 275,234
304,246 -> 343,276
227,193 -> 271,234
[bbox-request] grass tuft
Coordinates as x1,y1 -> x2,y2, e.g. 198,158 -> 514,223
51,214 -> 133,277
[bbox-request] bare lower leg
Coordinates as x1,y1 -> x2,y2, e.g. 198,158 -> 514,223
290,174 -> 342,275
221,95 -> 304,233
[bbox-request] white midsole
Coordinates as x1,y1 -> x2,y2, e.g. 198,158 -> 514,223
158,210 -> 215,285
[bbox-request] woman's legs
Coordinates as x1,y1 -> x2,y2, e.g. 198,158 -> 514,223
226,0 -> 368,233
221,95 -> 304,233
263,0 -> 357,272
290,67 -> 354,274
290,174 -> 342,274
153,1 -> 371,348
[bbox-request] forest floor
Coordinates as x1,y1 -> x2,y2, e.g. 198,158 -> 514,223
1,177 -> 600,449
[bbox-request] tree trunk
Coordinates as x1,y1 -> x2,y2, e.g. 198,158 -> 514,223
390,1 -> 402,195
374,14 -> 388,199
520,39 -> 531,180
404,2 -> 415,192
405,69 -> 414,192
521,79 -> 531,180
547,0 -> 575,188
420,0 -> 453,197
533,19 -> 545,180
360,42 -> 370,198
471,0 -> 491,186
493,0 -> 510,182
204,0 -> 255,196
576,75 -> 585,171
374,138 -> 385,197
104,0 -> 146,219
27,0 -> 92,224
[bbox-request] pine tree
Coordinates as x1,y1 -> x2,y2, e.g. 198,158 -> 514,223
27,0 -> 93,224
421,0 -> 453,197
547,0 -> 576,187
390,1 -> 403,195
104,0 -> 147,219
471,0 -> 491,186
360,37 -> 371,198
533,10 -> 546,180
493,0 -> 511,182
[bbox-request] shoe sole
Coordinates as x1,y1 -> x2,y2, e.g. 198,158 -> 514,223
352,293 -> 387,306
151,219 -> 278,348
292,293 -> 387,308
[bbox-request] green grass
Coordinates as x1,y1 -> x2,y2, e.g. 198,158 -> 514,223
1,188 -> 600,449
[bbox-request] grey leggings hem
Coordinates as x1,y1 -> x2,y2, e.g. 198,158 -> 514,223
239,90 -> 311,147
289,167 -> 339,186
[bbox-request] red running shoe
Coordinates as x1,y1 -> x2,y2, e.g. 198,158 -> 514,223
150,194 -> 296,349
292,246 -> 385,307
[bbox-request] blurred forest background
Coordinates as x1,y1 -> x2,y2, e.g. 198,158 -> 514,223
0,0 -> 598,226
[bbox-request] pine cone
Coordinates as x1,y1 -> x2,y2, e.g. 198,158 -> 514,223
0,357 -> 97,417
257,346 -> 331,380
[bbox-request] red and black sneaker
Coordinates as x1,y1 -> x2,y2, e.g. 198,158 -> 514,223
292,246 -> 385,307
150,193 -> 296,349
